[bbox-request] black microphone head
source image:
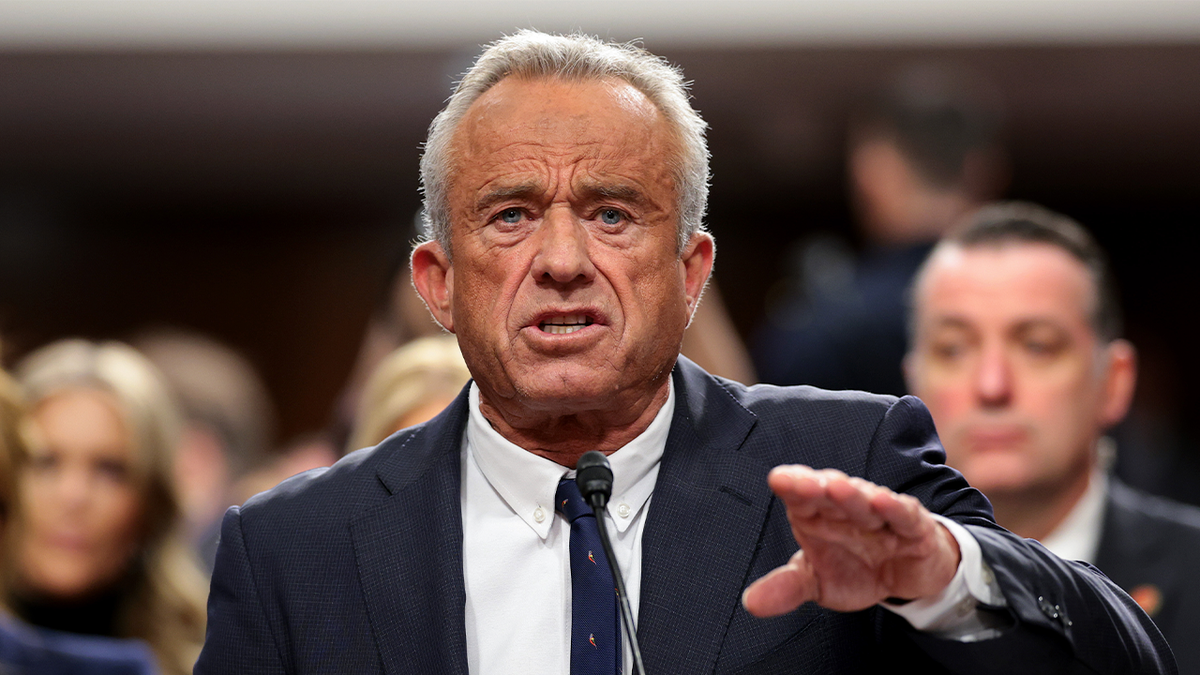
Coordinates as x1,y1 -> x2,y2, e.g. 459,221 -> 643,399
575,451 -> 613,510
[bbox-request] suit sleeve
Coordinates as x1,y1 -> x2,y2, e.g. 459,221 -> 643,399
866,395 -> 1176,675
194,506 -> 288,675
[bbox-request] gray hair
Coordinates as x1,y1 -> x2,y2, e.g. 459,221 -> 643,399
419,30 -> 710,255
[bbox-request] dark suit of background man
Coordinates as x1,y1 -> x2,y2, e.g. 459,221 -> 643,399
195,31 -> 1172,674
905,201 -> 1200,673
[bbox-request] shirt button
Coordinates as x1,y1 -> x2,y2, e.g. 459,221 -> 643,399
617,503 -> 631,518
533,507 -> 546,523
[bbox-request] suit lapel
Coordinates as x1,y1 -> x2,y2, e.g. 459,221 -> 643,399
350,390 -> 471,675
639,359 -> 772,674
1095,485 -> 1153,578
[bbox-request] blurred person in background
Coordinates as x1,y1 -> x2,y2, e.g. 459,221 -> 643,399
905,202 -> 1200,673
332,214 -> 449,451
345,335 -> 471,452
132,329 -> 277,571
6,340 -> 207,675
0,356 -> 159,674
755,62 -> 1008,395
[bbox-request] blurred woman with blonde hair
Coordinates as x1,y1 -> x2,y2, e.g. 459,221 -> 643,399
346,335 -> 471,452
7,339 -> 207,675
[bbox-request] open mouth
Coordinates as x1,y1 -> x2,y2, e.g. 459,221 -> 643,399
538,314 -> 594,335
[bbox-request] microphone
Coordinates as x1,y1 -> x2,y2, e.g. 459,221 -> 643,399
576,450 -> 614,510
575,451 -> 647,675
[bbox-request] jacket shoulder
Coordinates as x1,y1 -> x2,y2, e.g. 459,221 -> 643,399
682,357 -> 939,476
237,421 -> 443,535
1110,479 -> 1200,533
715,374 -> 913,451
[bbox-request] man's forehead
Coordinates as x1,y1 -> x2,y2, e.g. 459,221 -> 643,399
446,75 -> 678,211
916,242 -> 1096,327
458,75 -> 662,140
450,79 -> 667,167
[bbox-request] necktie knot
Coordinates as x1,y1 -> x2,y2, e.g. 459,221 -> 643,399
556,479 -> 593,523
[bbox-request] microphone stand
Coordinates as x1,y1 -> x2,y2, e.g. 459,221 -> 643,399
592,500 -> 645,675
576,451 -> 648,675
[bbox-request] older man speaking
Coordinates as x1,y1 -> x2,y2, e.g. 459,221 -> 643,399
196,32 -> 1171,674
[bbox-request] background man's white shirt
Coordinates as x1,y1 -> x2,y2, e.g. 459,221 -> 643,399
1040,470 -> 1108,564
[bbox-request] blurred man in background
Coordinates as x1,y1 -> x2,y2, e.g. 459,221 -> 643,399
134,329 -> 278,571
906,202 -> 1200,673
756,63 -> 1007,395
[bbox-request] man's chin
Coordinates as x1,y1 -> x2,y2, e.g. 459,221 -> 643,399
957,456 -> 1039,496
513,379 -> 621,411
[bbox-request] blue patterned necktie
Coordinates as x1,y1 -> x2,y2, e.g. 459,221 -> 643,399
556,478 -> 621,675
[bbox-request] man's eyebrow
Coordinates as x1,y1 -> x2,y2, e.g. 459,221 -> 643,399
577,182 -> 648,205
473,183 -> 543,213
1011,317 -> 1070,334
929,316 -> 972,330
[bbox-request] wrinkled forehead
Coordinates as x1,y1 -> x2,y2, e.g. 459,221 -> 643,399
448,75 -> 678,176
913,241 -> 1098,331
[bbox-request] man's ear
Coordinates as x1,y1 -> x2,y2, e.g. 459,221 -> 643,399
410,240 -> 455,333
1099,339 -> 1137,428
680,232 -> 715,321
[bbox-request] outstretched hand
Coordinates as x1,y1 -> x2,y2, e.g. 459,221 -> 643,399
742,465 -> 961,617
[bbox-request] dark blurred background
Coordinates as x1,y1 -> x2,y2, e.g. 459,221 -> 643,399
2,3 -> 1198,500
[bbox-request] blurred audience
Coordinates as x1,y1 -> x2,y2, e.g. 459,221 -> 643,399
346,335 -> 471,452
755,62 -> 1007,394
679,281 -> 757,384
132,329 -> 277,570
905,202 -> 1200,673
6,340 -> 207,675
0,357 -> 160,674
332,214 -> 455,450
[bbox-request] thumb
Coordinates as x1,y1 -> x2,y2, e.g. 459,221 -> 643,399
741,551 -> 819,617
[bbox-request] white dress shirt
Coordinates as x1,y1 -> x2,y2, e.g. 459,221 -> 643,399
461,380 -> 1004,674
1040,470 -> 1109,564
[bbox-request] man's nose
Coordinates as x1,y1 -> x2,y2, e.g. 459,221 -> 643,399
974,346 -> 1013,408
530,207 -> 596,285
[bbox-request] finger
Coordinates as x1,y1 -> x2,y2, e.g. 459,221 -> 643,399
773,466 -> 889,531
869,490 -> 928,539
766,465 -> 830,519
825,475 -> 887,531
741,551 -> 819,618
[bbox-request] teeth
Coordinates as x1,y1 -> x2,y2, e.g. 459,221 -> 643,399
545,324 -> 585,335
539,314 -> 594,334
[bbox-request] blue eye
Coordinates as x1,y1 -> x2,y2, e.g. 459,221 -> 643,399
599,209 -> 624,225
499,208 -> 523,224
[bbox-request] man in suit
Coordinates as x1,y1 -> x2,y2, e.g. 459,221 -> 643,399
196,32 -> 1172,674
905,201 -> 1200,672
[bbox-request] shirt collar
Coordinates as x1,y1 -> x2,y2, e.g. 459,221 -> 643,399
466,378 -> 675,539
1040,469 -> 1108,564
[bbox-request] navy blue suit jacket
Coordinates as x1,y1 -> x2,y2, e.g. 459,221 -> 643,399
1095,479 -> 1200,674
196,358 -> 1172,674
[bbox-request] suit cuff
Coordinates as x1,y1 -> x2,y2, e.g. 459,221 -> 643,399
881,515 -> 1008,641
